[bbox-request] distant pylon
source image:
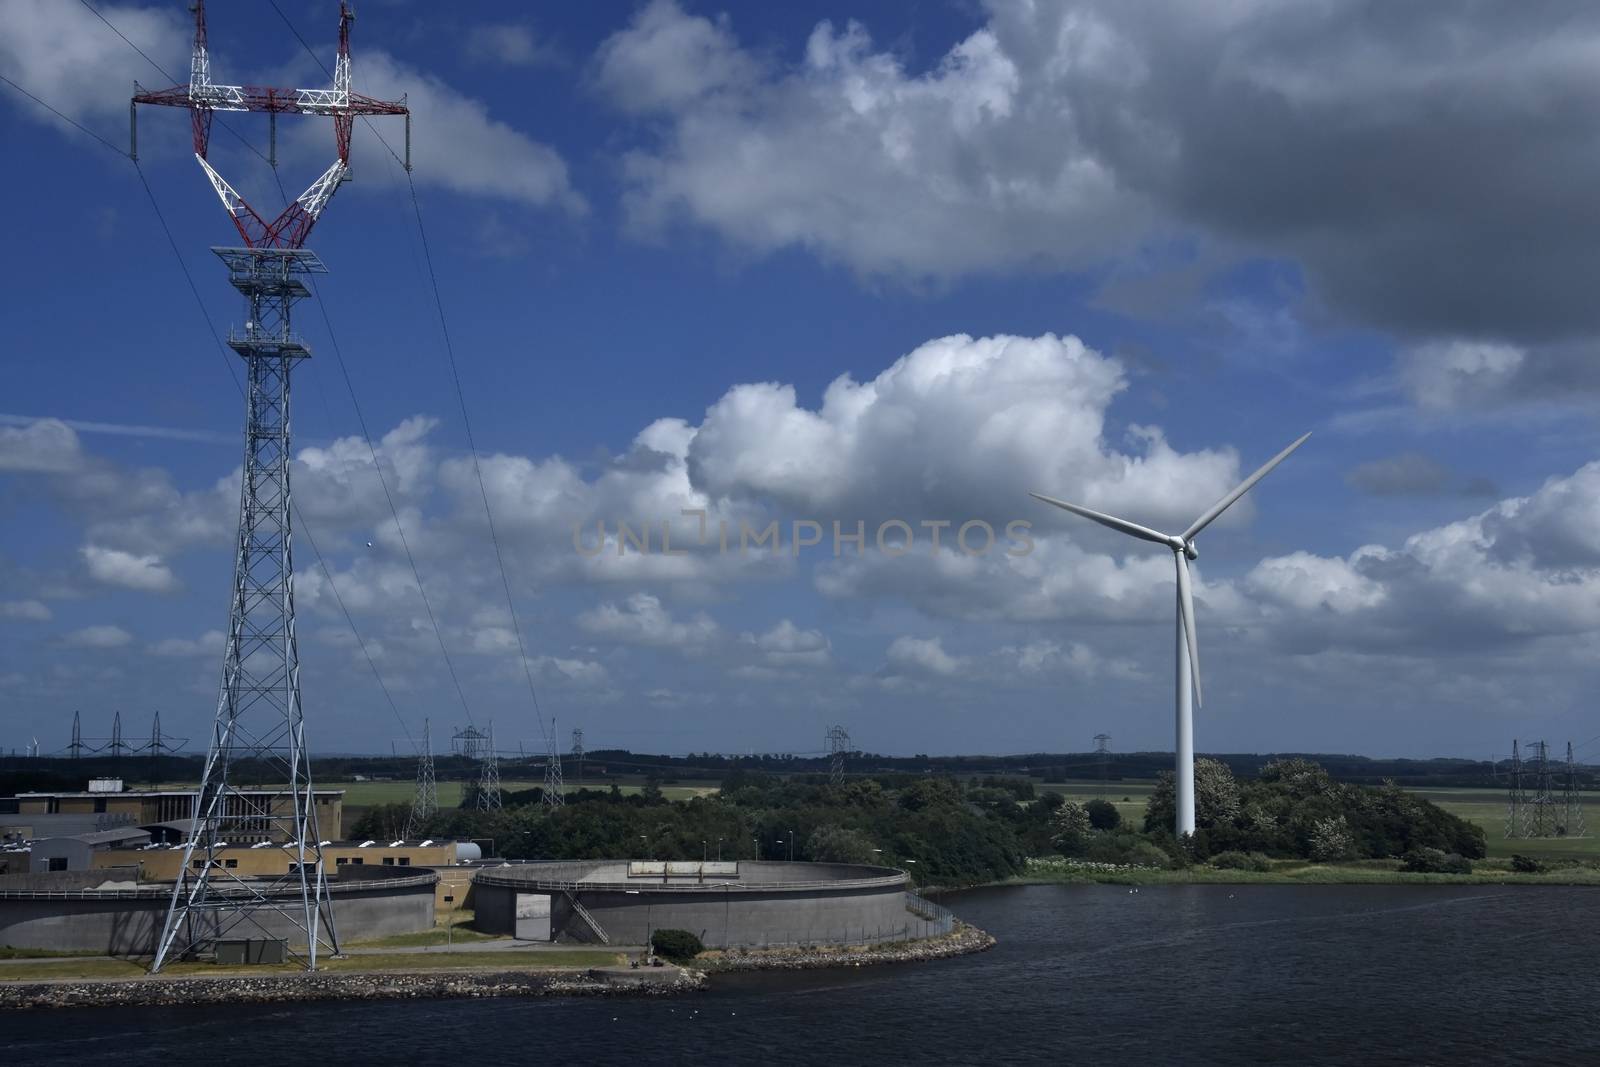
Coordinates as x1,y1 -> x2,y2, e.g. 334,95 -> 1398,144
1564,741 -> 1587,838
405,719 -> 437,838
109,711 -> 126,758
69,711 -> 84,759
571,728 -> 585,790
826,724 -> 851,786
477,721 -> 503,811
1529,740 -> 1558,837
543,716 -> 564,809
1094,733 -> 1113,798
1507,740 -> 1527,838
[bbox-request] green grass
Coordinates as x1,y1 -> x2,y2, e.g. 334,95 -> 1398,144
349,922 -> 496,949
0,949 -> 625,983
1410,787 -> 1600,862
0,946 -> 106,960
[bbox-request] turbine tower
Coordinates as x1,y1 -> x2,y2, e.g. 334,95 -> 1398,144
1032,432 -> 1310,838
132,1 -> 409,974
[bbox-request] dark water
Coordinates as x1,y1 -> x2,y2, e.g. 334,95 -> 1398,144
7,884 -> 1596,1065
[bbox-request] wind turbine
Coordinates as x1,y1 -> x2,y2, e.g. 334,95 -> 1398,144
1030,432 -> 1310,838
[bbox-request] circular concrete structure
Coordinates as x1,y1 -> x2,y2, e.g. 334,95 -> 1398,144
472,860 -> 946,949
0,866 -> 437,954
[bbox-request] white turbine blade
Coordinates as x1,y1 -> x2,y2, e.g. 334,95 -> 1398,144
1175,552 -> 1202,706
1182,432 -> 1312,542
1029,493 -> 1171,546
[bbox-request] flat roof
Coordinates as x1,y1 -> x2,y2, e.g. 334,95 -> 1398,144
14,789 -> 344,799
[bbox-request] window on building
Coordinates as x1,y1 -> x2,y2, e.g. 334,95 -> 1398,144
48,856 -> 68,872
351,858 -> 364,866
398,857 -> 411,867
443,895 -> 454,903
93,798 -> 107,814
224,859 -> 238,869
336,857 -> 348,866
47,798 -> 60,814
382,857 -> 395,866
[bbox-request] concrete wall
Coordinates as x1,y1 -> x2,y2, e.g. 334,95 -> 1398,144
473,860 -> 926,949
0,867 -> 436,954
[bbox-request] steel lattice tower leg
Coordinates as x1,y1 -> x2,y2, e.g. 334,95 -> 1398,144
478,721 -> 503,811
151,247 -> 336,974
543,717 -> 564,808
404,719 -> 437,838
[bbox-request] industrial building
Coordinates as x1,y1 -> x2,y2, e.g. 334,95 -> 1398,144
2,779 -> 344,843
473,860 -> 951,948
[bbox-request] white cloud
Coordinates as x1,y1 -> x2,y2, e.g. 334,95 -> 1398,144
82,545 -> 178,593
0,418 -> 84,473
741,619 -> 831,668
0,0 -> 186,124
352,50 -> 584,213
1400,341 -> 1526,411
149,630 -> 224,657
0,599 -> 52,621
63,624 -> 133,648
598,0 -> 1139,279
577,593 -> 719,651
463,24 -> 561,68
886,635 -> 965,677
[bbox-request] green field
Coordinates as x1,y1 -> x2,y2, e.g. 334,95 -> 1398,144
0,949 -> 623,983
1037,781 -> 1600,864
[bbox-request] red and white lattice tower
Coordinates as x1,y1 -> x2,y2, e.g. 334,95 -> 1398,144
133,1 -> 409,974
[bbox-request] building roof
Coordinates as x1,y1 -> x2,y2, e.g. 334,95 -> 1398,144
14,788 -> 344,799
38,827 -> 152,848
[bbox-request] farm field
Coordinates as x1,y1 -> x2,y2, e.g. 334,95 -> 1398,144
1036,781 -> 1600,864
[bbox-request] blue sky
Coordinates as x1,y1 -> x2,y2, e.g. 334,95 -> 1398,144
3,0 -> 1600,760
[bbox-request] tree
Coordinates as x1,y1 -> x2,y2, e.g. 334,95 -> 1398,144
1144,758 -> 1241,832
1051,801 -> 1092,856
651,928 -> 704,961
1085,798 -> 1121,831
1308,815 -> 1355,862
807,824 -> 877,864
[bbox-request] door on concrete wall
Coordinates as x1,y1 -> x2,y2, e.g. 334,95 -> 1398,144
514,893 -> 552,941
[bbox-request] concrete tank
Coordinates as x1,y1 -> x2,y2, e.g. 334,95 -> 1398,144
472,860 -> 947,949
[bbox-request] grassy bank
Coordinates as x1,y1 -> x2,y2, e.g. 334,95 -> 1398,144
0,949 -> 624,984
1007,856 -> 1600,888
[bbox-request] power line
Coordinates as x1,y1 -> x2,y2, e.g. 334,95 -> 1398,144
267,0 -> 550,746
0,71 -> 128,157
4,63 -> 419,755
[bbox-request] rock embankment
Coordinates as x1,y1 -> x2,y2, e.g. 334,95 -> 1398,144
0,966 -> 704,1011
696,921 -> 995,973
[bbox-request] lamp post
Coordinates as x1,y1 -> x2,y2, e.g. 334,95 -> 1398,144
702,839 -> 707,863
717,837 -> 725,861
789,829 -> 796,862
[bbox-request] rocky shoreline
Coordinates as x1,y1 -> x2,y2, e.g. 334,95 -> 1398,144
0,965 -> 704,1011
693,921 -> 995,973
0,926 -> 994,1010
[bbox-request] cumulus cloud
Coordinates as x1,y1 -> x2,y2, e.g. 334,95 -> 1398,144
1345,453 -> 1450,497
597,0 -> 1600,406
886,635 -> 965,677
0,0 -> 185,124
576,593 -> 719,651
1,599 -> 52,621
597,0 -> 1140,278
62,624 -> 133,649
149,630 -> 224,657
463,24 -> 562,68
82,545 -> 178,593
740,620 -> 831,669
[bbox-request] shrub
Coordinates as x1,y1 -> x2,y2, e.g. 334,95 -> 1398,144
1510,854 -> 1546,874
1126,841 -> 1174,869
1051,801 -> 1092,856
1085,798 -> 1121,831
1401,848 -> 1472,875
650,929 -> 704,961
1210,850 -> 1271,872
